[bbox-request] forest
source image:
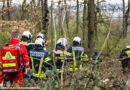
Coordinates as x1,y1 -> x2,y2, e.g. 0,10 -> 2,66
0,0 -> 130,89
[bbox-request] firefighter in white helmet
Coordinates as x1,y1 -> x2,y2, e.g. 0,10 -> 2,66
36,33 -> 45,40
119,45 -> 130,74
67,36 -> 85,58
54,38 -> 69,69
67,36 -> 88,70
21,30 -> 33,52
29,38 -> 51,79
21,31 -> 32,43
35,33 -> 47,50
56,38 -> 67,50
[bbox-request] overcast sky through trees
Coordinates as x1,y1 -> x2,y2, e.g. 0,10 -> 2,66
1,0 -> 127,6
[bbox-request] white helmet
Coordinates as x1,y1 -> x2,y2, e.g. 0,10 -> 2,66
126,45 -> 130,49
57,38 -> 67,47
73,36 -> 81,43
22,31 -> 32,39
37,33 -> 45,39
35,38 -> 45,46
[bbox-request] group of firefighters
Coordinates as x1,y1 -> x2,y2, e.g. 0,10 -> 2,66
0,30 -> 89,87
0,30 -> 129,88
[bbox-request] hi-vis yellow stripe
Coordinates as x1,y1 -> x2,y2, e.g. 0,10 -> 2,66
3,63 -> 16,67
126,50 -> 130,54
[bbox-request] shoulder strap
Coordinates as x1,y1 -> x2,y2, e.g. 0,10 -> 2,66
5,43 -> 10,46
16,43 -> 22,71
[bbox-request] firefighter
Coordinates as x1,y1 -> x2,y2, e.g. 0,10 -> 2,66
36,33 -> 45,40
67,36 -> 88,60
20,30 -> 33,52
36,33 -> 46,50
0,59 -> 6,87
21,30 -> 32,43
119,45 -> 130,74
0,30 -> 30,87
54,38 -> 69,69
29,38 -> 51,79
67,36 -> 88,70
0,71 -> 6,87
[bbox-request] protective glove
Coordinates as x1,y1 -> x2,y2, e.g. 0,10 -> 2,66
27,75 -> 31,80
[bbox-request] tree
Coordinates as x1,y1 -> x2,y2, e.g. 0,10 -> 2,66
41,0 -> 49,39
88,0 -> 95,56
122,0 -> 127,39
50,0 -> 54,50
32,0 -> 36,12
82,0 -> 87,48
76,0 -> 79,35
37,0 -> 41,6
64,0 -> 71,41
2,0 -> 5,20
7,0 -> 11,20
21,0 -> 26,19
125,0 -> 130,32
95,0 -> 99,41
58,0 -> 63,37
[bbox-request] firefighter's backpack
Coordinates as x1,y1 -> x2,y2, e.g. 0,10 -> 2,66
1,43 -> 22,73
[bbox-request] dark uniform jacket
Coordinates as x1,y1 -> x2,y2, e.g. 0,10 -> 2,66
29,45 -> 49,73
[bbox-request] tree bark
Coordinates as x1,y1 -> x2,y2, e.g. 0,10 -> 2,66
21,0 -> 26,20
51,0 -> 54,51
2,0 -> 5,20
82,0 -> 87,48
37,0 -> 41,7
95,0 -> 99,42
122,0 -> 127,39
58,0 -> 63,36
7,0 -> 11,20
125,0 -> 130,33
76,0 -> 79,35
64,0 -> 71,41
41,0 -> 49,40
88,0 -> 95,56
32,0 -> 36,12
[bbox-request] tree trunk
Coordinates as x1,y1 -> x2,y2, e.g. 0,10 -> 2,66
32,0 -> 36,7
37,0 -> 41,7
41,0 -> 49,40
76,0 -> 79,35
32,0 -> 36,12
64,0 -> 71,41
51,0 -> 54,51
7,0 -> 11,20
88,0 -> 95,56
2,0 -> 5,20
82,0 -> 87,48
21,0 -> 26,20
125,0 -> 130,32
58,0 -> 63,37
10,0 -> 11,7
122,0 -> 127,39
95,0 -> 99,42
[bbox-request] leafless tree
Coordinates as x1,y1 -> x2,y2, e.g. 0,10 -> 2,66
88,0 -> 95,56
41,0 -> 49,39
1,0 -> 5,20
7,0 -> 11,20
76,0 -> 79,35
82,0 -> 87,48
122,0 -> 127,39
